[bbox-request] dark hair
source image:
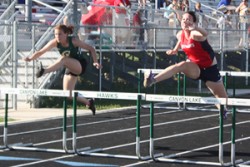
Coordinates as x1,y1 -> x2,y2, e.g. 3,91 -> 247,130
186,11 -> 197,23
54,24 -> 74,34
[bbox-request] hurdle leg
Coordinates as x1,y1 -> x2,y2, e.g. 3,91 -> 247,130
183,74 -> 187,110
63,97 -> 68,152
149,102 -> 164,161
3,94 -> 8,148
136,94 -> 141,158
1,94 -> 32,150
0,94 -> 9,149
219,105 -> 224,165
231,106 -> 236,165
149,102 -> 155,159
72,92 -> 92,153
177,73 -> 181,109
62,97 -> 77,153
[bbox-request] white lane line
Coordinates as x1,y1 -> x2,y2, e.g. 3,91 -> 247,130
5,116 -> 250,167
102,120 -> 250,151
34,113 -> 219,146
0,109 -> 182,137
11,154 -> 76,167
122,135 -> 250,167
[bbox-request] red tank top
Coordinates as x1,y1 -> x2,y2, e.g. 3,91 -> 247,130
180,31 -> 214,68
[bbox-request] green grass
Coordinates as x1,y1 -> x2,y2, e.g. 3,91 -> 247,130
0,117 -> 15,123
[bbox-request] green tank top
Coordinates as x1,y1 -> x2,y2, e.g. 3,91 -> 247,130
57,36 -> 81,59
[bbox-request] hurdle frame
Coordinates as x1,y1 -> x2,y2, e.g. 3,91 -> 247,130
146,94 -> 250,166
138,69 -> 250,112
0,88 -> 90,154
70,90 -> 163,160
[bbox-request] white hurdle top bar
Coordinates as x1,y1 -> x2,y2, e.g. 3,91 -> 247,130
146,94 -> 250,106
0,88 -> 70,97
138,69 -> 250,77
0,88 -> 146,100
73,90 -> 146,100
1,88 -> 250,107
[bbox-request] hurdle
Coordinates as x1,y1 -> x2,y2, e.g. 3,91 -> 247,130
138,69 -> 250,112
146,94 -> 250,166
221,71 -> 250,113
0,88 -> 90,154
70,90 -> 163,160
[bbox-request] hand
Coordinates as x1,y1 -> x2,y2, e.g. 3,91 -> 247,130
23,57 -> 32,62
93,62 -> 102,69
166,49 -> 177,55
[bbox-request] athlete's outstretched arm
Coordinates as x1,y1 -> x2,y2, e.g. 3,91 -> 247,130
166,31 -> 181,55
23,39 -> 57,62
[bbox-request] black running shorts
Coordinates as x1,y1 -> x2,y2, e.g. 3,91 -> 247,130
198,64 -> 221,82
64,58 -> 87,76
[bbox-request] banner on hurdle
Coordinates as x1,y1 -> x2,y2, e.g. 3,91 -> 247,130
146,94 -> 250,107
73,90 -> 146,100
220,71 -> 250,77
146,94 -> 225,105
0,88 -> 70,97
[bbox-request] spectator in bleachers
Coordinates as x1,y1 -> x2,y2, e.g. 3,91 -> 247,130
194,2 -> 209,28
133,8 -> 144,41
114,0 -> 131,43
217,0 -> 231,9
194,2 -> 203,13
163,0 -> 181,27
217,9 -> 233,29
163,0 -> 176,18
23,25 -> 101,115
236,0 -> 250,47
158,0 -> 166,9
139,0 -> 147,8
235,0 -> 249,28
180,0 -> 189,12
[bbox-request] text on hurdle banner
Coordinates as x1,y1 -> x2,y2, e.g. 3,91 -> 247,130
74,90 -> 146,100
146,94 -> 250,107
0,88 -> 70,97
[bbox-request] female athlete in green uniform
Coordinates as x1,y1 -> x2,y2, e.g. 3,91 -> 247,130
23,24 -> 101,115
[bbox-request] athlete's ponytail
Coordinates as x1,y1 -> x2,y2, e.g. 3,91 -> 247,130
54,24 -> 74,34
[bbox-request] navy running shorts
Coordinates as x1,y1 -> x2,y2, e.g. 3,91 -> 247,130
64,58 -> 87,76
197,64 -> 221,82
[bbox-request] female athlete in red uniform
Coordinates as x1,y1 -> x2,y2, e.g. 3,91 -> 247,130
144,11 -> 228,118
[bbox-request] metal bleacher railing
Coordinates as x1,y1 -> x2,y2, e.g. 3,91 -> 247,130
0,0 -> 250,109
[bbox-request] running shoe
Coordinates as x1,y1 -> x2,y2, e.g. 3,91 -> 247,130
36,62 -> 44,78
88,99 -> 96,115
223,109 -> 228,119
143,70 -> 155,87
